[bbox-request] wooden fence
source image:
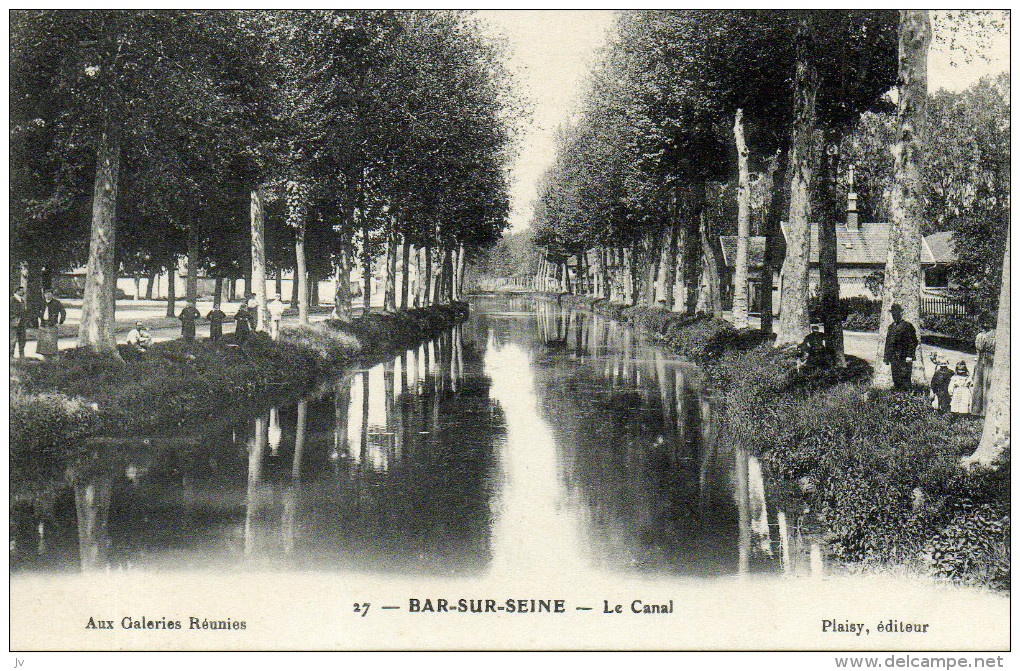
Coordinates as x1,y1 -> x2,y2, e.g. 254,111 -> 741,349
921,295 -> 972,316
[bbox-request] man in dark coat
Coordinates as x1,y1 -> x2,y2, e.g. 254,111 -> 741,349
10,286 -> 28,358
207,306 -> 226,341
884,303 -> 918,390
36,289 -> 67,358
179,301 -> 201,342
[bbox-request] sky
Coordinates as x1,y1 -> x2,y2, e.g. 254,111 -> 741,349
477,10 -> 1010,235
477,10 -> 615,234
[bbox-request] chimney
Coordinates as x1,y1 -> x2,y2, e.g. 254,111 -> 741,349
847,191 -> 859,230
846,163 -> 859,231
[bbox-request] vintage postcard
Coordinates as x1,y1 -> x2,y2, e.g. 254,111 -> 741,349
8,9 -> 1010,664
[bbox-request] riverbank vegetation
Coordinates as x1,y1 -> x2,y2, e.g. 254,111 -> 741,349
10,303 -> 468,501
520,10 -> 1009,467
548,293 -> 1008,591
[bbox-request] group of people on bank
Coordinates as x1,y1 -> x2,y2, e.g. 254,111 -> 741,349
796,302 -> 994,417
10,286 -> 293,358
128,297 -> 290,352
9,286 -> 66,359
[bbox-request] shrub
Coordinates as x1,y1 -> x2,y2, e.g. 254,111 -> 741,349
843,311 -> 880,332
280,323 -> 361,363
921,314 -> 980,342
10,388 -> 104,487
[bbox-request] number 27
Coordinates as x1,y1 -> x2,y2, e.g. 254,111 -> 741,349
353,602 -> 371,617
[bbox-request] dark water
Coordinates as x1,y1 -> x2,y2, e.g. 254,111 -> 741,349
10,296 -> 777,577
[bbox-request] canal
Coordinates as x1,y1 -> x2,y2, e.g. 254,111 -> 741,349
11,295 -> 778,579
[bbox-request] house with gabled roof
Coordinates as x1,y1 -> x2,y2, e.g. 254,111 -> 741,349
719,196 -> 958,314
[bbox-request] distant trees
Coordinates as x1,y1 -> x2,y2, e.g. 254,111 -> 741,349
10,10 -> 515,349
927,74 -> 1010,317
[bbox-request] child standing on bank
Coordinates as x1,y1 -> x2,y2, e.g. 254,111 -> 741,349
947,361 -> 974,416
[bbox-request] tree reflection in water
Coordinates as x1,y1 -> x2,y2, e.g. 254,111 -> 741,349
11,298 -> 779,578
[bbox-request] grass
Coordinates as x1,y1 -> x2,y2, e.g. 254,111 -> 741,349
549,294 -> 1010,592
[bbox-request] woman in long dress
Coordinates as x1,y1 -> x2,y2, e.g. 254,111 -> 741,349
970,328 -> 995,416
36,290 -> 66,358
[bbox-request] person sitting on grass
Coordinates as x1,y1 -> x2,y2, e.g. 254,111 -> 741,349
796,323 -> 829,371
947,361 -> 974,417
126,321 -> 153,353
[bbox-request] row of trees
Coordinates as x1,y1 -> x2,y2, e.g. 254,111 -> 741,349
529,10 -> 1009,465
532,10 -> 900,357
11,10 -> 516,352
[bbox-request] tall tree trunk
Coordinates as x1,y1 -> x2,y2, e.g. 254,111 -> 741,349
455,243 -> 466,300
817,128 -> 846,366
733,108 -> 751,328
186,224 -> 199,305
441,248 -> 454,302
335,248 -> 352,321
776,18 -> 819,348
383,224 -> 396,312
213,277 -> 223,310
22,261 -> 42,319
251,188 -> 268,331
400,239 -> 411,310
290,266 -> 299,305
19,260 -> 29,295
592,248 -> 605,299
78,130 -> 121,357
662,193 -> 679,309
295,226 -> 308,324
760,149 -> 786,335
165,265 -> 176,318
624,245 -> 637,305
133,275 -> 141,301
698,208 -> 723,317
683,182 -> 705,315
641,233 -> 660,306
963,230 -> 1010,468
874,10 -> 929,387
361,249 -> 372,313
423,245 -> 432,307
146,270 -> 157,300
286,178 -> 311,325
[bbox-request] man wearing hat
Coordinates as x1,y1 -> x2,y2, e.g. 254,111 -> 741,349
10,286 -> 28,358
884,303 -> 918,390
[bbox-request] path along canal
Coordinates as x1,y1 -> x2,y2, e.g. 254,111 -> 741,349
11,295 -> 788,579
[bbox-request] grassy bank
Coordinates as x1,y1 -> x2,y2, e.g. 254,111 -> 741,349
543,293 -> 1009,591
10,303 -> 469,500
